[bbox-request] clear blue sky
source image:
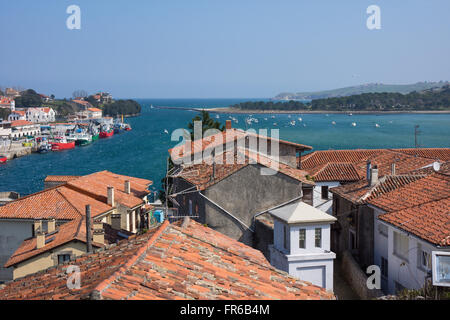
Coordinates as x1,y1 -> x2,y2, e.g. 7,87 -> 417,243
1,0 -> 449,98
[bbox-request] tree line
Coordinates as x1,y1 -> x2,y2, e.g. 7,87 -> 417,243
231,85 -> 450,111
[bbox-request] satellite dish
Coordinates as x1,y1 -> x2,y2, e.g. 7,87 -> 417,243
433,162 -> 441,172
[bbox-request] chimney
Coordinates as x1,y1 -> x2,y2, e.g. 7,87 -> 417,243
85,205 -> 93,253
124,180 -> 131,194
366,161 -> 372,181
33,220 -> 42,236
93,219 -> 104,245
107,186 -> 115,206
36,231 -> 45,249
47,218 -> 56,233
225,120 -> 232,130
370,165 -> 379,186
391,163 -> 396,175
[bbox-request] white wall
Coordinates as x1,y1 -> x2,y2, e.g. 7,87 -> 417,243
0,220 -> 34,282
314,182 -> 340,214
271,219 -> 335,291
373,208 -> 450,294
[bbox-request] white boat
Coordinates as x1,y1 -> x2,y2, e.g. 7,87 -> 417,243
290,120 -> 296,126
273,122 -> 277,126
298,117 -> 302,122
215,115 -> 220,119
351,122 -> 357,127
349,113 -> 353,116
163,129 -> 169,134
332,121 -> 336,125
264,118 -> 268,121
375,123 -> 380,128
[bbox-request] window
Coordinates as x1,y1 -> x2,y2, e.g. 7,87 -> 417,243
381,257 -> 388,278
417,244 -> 430,270
393,232 -> 409,261
189,200 -> 192,216
378,223 -> 388,237
299,229 -> 306,249
315,228 -> 322,247
57,254 -> 71,264
321,186 -> 329,200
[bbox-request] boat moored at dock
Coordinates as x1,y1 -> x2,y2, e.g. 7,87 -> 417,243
49,137 -> 75,151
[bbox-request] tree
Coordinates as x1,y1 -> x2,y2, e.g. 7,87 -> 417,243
72,90 -> 88,99
187,110 -> 224,140
14,89 -> 42,108
50,94 -> 55,100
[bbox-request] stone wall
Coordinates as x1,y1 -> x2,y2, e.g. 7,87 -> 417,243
340,250 -> 383,300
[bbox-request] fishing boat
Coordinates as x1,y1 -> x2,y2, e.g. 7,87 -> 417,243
123,123 -> 131,131
0,155 -> 7,163
38,143 -> 52,153
50,136 -> 75,151
75,133 -> 92,146
99,125 -> 114,138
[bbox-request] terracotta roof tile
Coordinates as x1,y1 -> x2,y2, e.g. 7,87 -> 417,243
0,220 -> 334,300
11,120 -> 34,127
379,198 -> 450,246
44,175 -> 81,182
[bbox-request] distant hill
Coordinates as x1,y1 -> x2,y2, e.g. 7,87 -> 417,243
274,81 -> 450,100
232,84 -> 450,112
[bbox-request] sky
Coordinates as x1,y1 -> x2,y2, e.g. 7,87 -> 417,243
1,0 -> 450,98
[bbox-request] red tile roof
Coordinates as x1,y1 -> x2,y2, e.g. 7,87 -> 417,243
330,175 -> 425,204
368,173 -> 450,212
65,171 -> 152,208
0,220 -> 335,300
72,100 -> 90,106
11,120 -> 34,127
379,198 -> 450,246
393,148 -> 450,161
87,108 -> 102,112
44,175 -> 81,182
175,149 -> 313,191
4,219 -> 104,268
0,186 -> 113,220
169,128 -> 312,162
10,110 -> 25,116
301,148 -> 444,182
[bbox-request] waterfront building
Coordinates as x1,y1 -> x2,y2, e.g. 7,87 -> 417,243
0,171 -> 153,283
268,201 -> 337,291
87,107 -> 102,119
25,107 -> 55,123
0,218 -> 335,300
7,110 -> 26,122
10,120 -> 40,139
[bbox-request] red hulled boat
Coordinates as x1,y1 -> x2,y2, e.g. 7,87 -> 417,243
99,129 -> 114,138
0,155 -> 7,163
50,137 -> 75,151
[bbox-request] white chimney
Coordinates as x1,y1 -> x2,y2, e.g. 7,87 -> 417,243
125,180 -> 131,194
370,165 -> 379,186
107,186 -> 115,206
391,163 -> 396,175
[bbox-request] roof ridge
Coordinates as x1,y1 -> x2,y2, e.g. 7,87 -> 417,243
171,222 -> 285,274
92,220 -> 170,297
56,188 -> 86,219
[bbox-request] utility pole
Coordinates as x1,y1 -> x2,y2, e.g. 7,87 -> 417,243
414,125 -> 421,148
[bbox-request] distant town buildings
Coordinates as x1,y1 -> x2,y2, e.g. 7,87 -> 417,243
7,110 -> 26,122
25,107 -> 56,123
0,97 -> 15,111
9,120 -> 40,139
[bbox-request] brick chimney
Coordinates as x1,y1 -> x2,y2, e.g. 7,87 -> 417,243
225,120 -> 232,130
107,186 -> 115,206
47,218 -> 56,233
36,231 -> 45,249
124,180 -> 131,194
93,219 -> 104,245
370,165 -> 379,186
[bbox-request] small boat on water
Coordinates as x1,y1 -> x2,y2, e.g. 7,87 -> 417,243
332,121 -> 336,125
375,123 -> 380,128
99,124 -> 114,138
123,124 -> 131,131
351,122 -> 357,127
0,155 -> 7,163
75,133 -> 92,146
290,120 -> 296,126
38,144 -> 52,153
50,136 -> 75,151
298,117 -> 302,122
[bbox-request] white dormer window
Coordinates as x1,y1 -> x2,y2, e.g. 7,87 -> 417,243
315,228 -> 322,248
299,229 -> 306,248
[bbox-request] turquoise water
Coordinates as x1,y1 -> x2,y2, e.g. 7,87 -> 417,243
0,98 -> 449,196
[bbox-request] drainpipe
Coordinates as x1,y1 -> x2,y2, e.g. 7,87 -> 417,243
85,205 -> 93,253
